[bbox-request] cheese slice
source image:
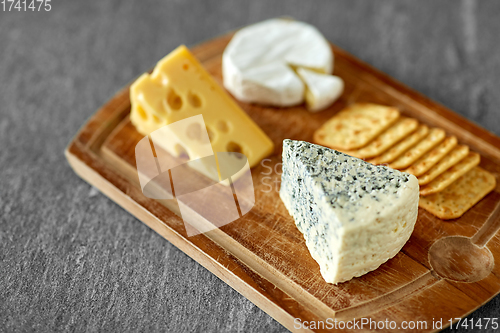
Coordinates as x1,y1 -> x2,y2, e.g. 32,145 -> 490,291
223,19 -> 335,108
296,68 -> 344,111
280,139 -> 419,284
130,45 -> 274,183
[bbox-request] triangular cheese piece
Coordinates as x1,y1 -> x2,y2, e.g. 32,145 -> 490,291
280,140 -> 419,284
296,68 -> 344,111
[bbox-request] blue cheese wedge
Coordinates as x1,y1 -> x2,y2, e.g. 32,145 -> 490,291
280,139 -> 419,284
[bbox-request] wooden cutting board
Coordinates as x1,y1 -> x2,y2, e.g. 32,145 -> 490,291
65,33 -> 500,333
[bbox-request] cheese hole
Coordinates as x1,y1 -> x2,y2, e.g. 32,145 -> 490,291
152,114 -> 161,124
206,126 -> 215,142
186,122 -> 202,141
226,141 -> 244,159
216,120 -> 229,133
187,91 -> 202,108
183,64 -> 189,71
137,106 -> 148,120
167,89 -> 183,111
174,143 -> 190,160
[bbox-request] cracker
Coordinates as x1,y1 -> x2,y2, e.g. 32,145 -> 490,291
418,145 -> 469,185
341,117 -> 419,159
313,103 -> 400,150
369,124 -> 429,165
405,136 -> 457,177
419,167 -> 496,219
389,128 -> 446,170
419,152 -> 480,196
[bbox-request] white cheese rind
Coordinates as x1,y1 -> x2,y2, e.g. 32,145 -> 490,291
223,19 -> 333,107
280,139 -> 419,284
296,68 -> 344,111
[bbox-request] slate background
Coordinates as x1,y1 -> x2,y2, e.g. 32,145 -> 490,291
1,0 -> 500,332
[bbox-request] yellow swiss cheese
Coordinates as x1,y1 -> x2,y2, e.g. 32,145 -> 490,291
130,45 -> 274,182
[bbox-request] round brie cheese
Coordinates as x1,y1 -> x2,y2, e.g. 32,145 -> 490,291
223,19 -> 334,107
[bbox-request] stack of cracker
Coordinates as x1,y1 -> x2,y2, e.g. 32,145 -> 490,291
314,103 -> 496,220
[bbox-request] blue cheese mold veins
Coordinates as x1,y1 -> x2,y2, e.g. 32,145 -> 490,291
279,139 -> 419,284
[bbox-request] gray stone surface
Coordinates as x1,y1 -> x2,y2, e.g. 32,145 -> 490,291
1,0 -> 499,332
